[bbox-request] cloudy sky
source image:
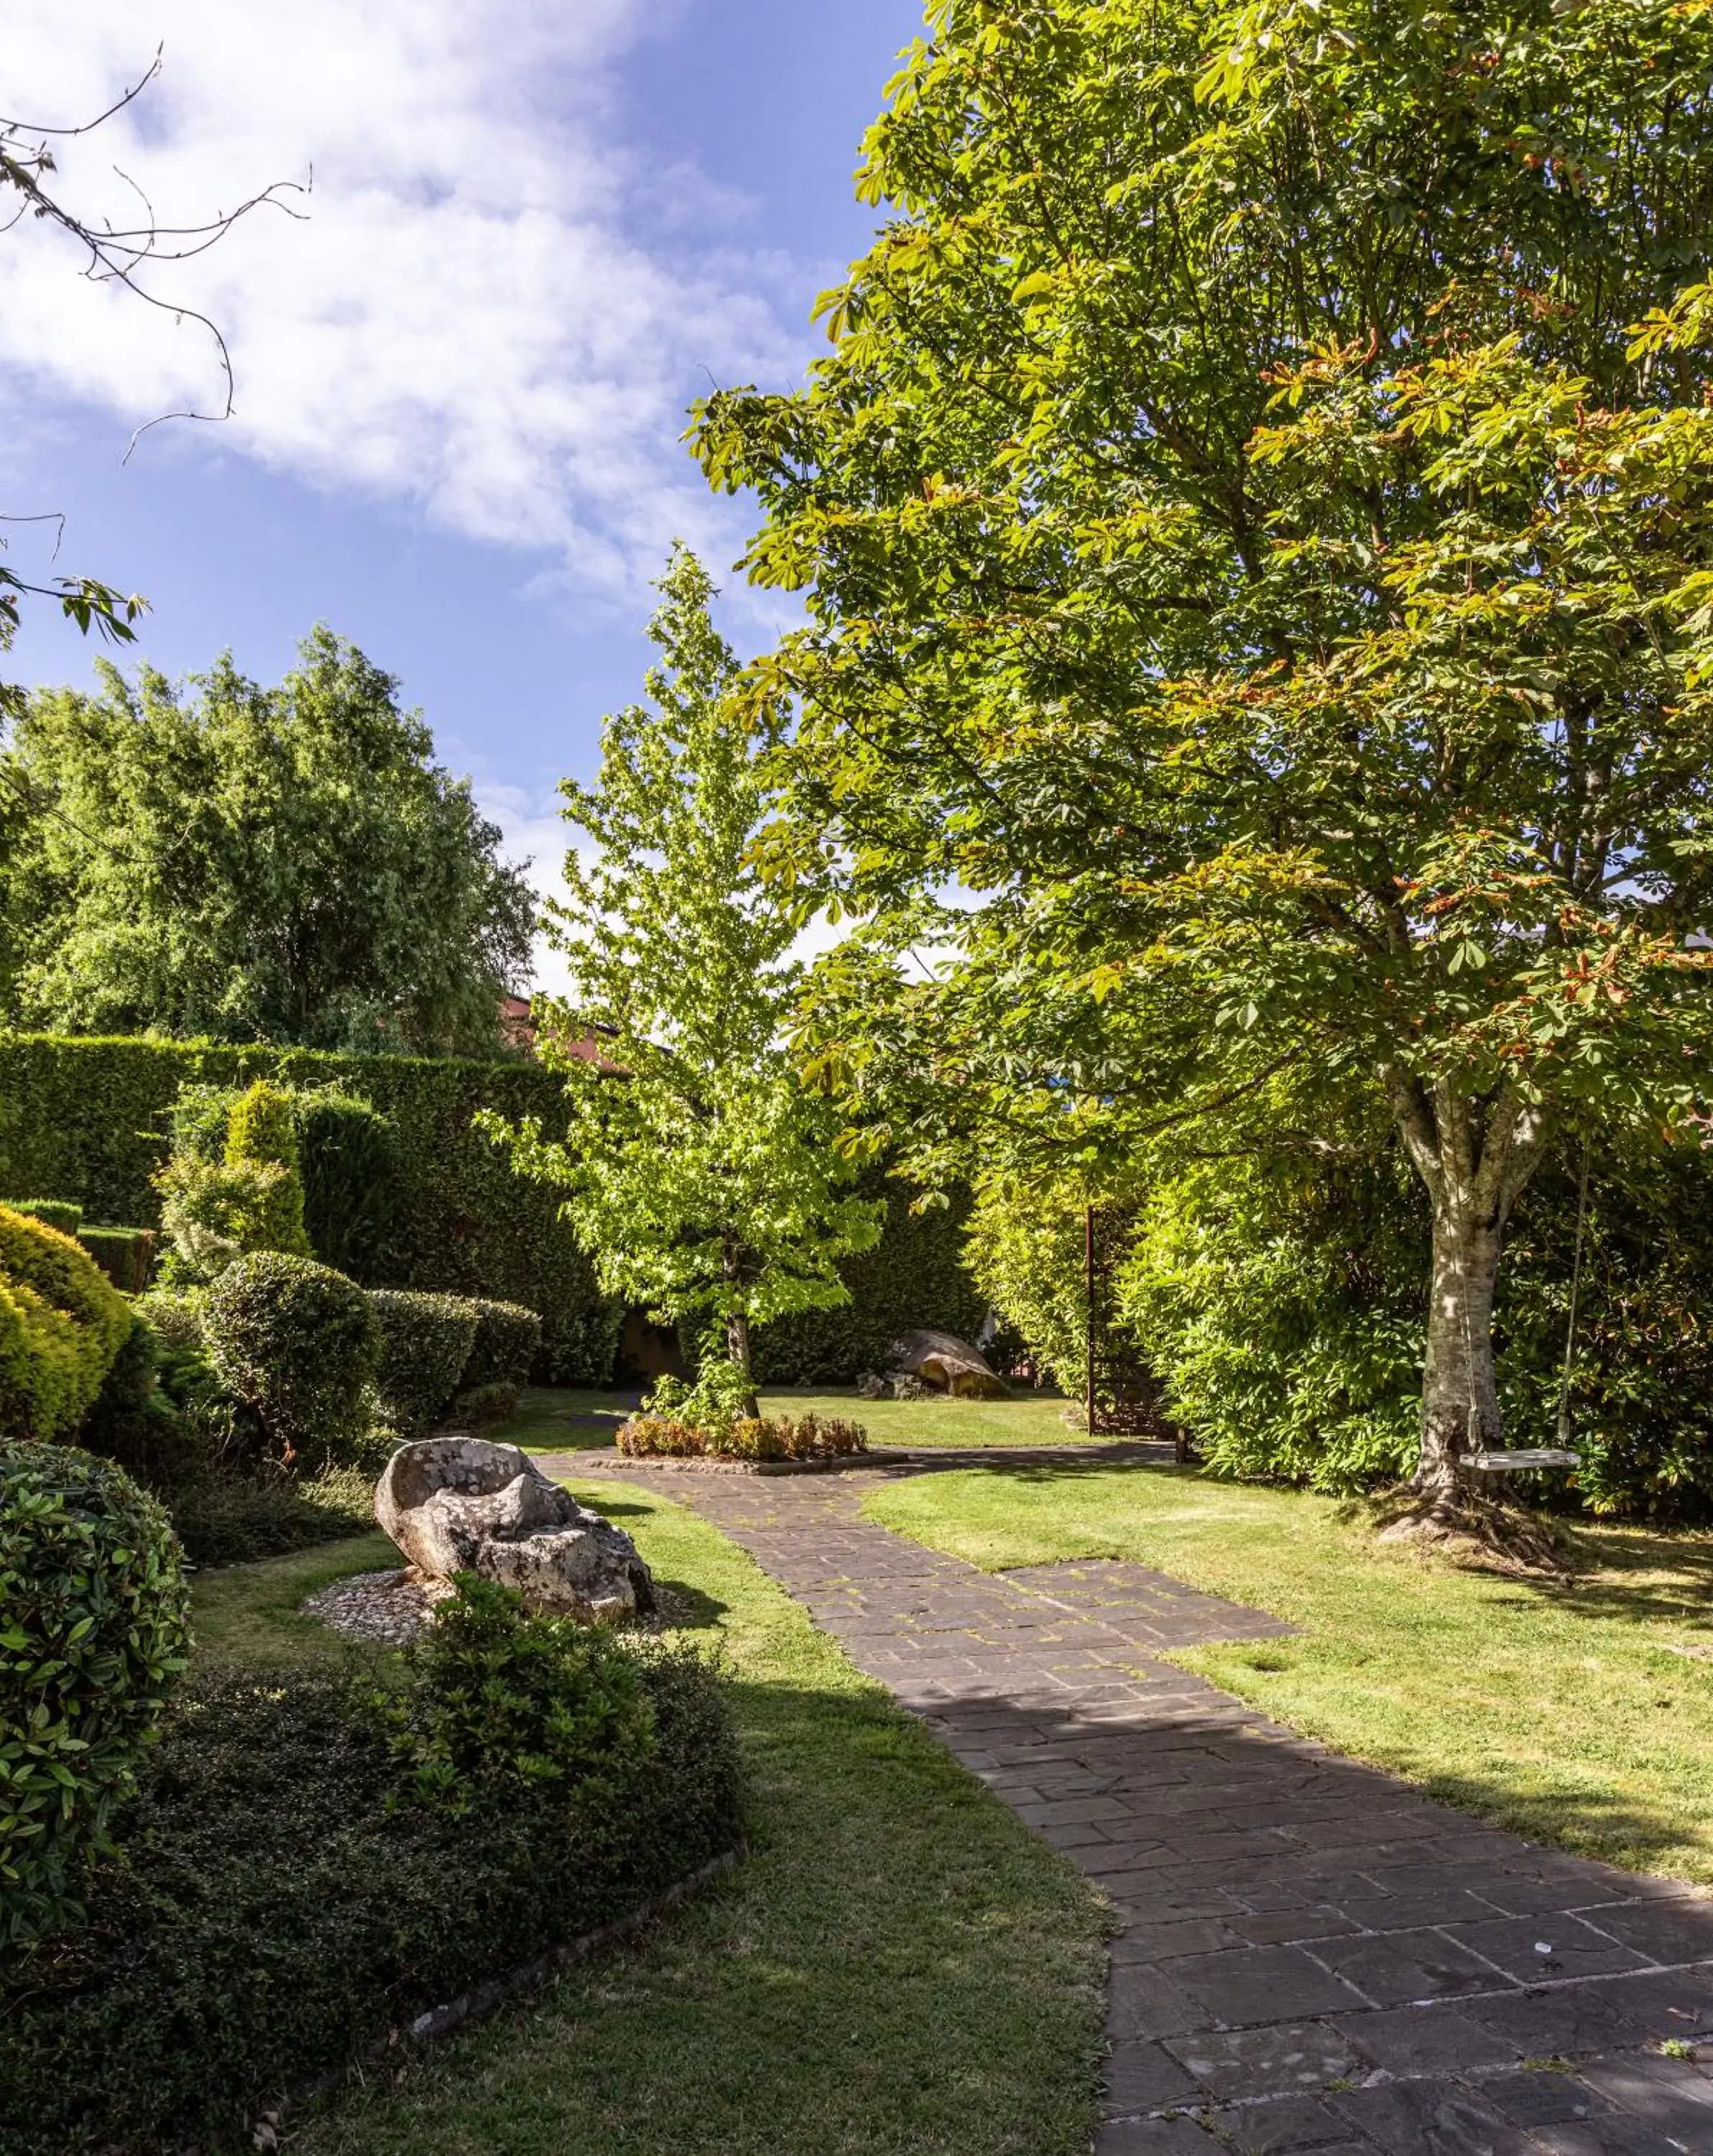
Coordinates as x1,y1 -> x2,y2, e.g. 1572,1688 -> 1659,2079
0,1 -> 924,982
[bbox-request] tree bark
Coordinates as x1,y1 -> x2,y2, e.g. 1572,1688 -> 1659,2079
1382,1066 -> 1547,1509
721,1237 -> 761,1418
1417,1202 -> 1503,1506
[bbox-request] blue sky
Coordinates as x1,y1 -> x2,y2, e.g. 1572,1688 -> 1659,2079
1,2 -> 925,968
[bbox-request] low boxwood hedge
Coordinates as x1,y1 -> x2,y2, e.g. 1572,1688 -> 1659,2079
0,1625 -> 740,2155
368,1288 -> 480,1435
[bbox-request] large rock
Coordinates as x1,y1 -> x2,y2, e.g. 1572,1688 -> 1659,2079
888,1328 -> 1012,1400
375,1437 -> 654,1623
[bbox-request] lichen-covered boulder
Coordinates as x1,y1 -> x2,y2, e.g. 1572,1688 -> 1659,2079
889,1328 -> 1012,1400
374,1437 -> 653,1622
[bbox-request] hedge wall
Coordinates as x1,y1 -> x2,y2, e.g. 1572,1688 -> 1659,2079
748,1177 -> 988,1386
0,1035 -> 615,1383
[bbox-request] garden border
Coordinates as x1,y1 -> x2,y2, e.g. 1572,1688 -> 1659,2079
601,1450 -> 905,1477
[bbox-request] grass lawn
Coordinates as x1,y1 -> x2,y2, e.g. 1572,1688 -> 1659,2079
501,1383 -> 1090,1454
864,1464 -> 1713,1888
198,1486 -> 1106,2156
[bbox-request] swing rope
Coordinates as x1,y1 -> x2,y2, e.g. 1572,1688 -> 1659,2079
1556,1136 -> 1593,1451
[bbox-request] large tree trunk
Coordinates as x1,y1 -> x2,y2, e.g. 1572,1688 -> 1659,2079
721,1237 -> 761,1418
1417,1202 -> 1503,1507
1383,1069 -> 1546,1511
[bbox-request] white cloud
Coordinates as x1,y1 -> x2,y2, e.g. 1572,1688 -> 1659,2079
0,3 -> 805,600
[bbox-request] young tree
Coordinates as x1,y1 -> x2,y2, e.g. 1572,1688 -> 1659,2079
696,0 -> 1713,1507
3,629 -> 533,1053
502,548 -> 881,1408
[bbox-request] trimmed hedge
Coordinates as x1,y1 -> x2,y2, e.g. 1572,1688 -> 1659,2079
5,1199 -> 82,1235
0,1444 -> 190,1947
0,1034 -> 617,1382
0,1639 -> 740,2154
368,1288 -> 479,1435
0,1208 -> 134,1442
203,1253 -> 380,1467
462,1296 -> 543,1391
747,1175 -> 988,1385
75,1226 -> 156,1295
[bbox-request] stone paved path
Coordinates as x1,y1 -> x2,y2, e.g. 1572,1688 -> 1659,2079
546,1450 -> 1713,2155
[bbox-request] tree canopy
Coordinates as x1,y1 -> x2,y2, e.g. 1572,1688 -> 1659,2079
2,628 -> 533,1054
502,548 -> 880,1399
696,0 -> 1713,1501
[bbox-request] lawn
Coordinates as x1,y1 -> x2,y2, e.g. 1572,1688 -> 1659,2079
864,1464 -> 1713,1888
195,1485 -> 1107,2156
501,1383 -> 1091,1454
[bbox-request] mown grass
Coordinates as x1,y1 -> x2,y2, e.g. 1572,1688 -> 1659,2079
864,1464 -> 1713,1886
190,1530 -> 397,1666
504,1384 -> 1089,1455
200,1483 -> 1107,2156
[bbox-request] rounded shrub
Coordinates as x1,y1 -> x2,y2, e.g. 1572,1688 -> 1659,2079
0,1207 -> 134,1443
203,1253 -> 379,1467
0,1443 -> 190,1947
368,1289 -> 479,1435
461,1297 -> 542,1390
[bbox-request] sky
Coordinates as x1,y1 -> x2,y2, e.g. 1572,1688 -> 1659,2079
0,1 -> 927,985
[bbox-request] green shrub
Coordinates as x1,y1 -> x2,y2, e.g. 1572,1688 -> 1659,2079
461,1296 -> 542,1389
0,1644 -> 739,2153
4,1199 -> 83,1235
0,1207 -> 134,1442
445,1379 -> 522,1427
75,1225 -> 156,1294
368,1288 -> 479,1434
375,1575 -> 657,1814
203,1253 -> 379,1468
162,1462 -> 375,1569
0,1444 -> 190,1948
297,1089 -> 398,1276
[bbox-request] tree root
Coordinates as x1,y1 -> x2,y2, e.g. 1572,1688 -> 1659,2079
1369,1487 -> 1578,1581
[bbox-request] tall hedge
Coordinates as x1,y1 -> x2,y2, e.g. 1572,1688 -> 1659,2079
0,1036 -> 615,1383
747,1176 -> 987,1386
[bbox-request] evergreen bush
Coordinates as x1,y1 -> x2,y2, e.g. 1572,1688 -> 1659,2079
203,1253 -> 379,1468
0,1444 -> 190,1948
0,1207 -> 134,1442
75,1226 -> 155,1294
367,1288 -> 479,1435
297,1089 -> 397,1277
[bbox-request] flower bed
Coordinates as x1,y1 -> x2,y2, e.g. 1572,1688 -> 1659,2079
617,1409 -> 868,1462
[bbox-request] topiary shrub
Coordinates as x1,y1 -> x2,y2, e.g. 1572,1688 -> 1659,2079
297,1089 -> 398,1278
4,1199 -> 83,1236
367,1288 -> 479,1436
0,1444 -> 190,1947
203,1253 -> 379,1468
0,1208 -> 134,1442
75,1226 -> 156,1295
155,1078 -> 312,1284
461,1296 -> 542,1391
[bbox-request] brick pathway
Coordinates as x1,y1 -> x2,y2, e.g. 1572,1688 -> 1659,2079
545,1451 -> 1713,2155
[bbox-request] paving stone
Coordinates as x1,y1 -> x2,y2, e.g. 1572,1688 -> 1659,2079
1309,1926 -> 1507,2007
1459,1982 -> 1653,2058
1587,1897 -> 1713,1968
1482,2065 -> 1605,2126
1101,2040 -> 1206,2114
1327,2077 -> 1539,2154
1577,2053 -> 1713,2139
1446,1914 -> 1653,1985
1205,2093 -> 1362,2150
1171,1943 -> 1374,2024
1163,2021 -> 1362,2099
1336,2001 -> 1522,2075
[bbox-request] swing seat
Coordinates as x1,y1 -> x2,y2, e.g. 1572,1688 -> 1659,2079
1469,1449 -> 1579,1472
